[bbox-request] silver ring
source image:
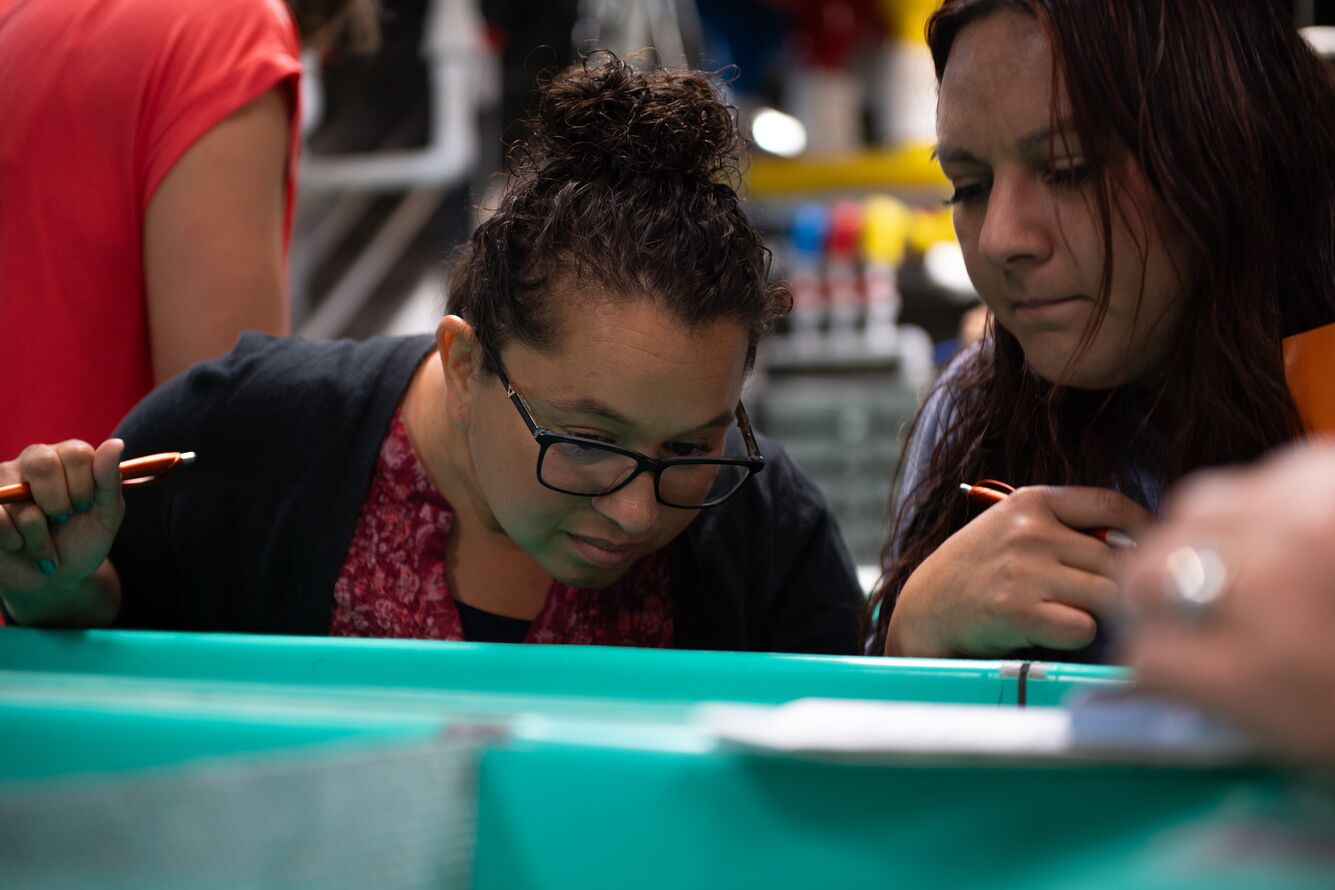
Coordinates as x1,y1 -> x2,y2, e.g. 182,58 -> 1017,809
1162,544 -> 1229,624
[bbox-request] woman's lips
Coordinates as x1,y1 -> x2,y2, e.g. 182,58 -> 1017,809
567,532 -> 643,567
1013,295 -> 1087,317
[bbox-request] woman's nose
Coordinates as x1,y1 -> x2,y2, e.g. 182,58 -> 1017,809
976,174 -> 1052,270
591,471 -> 660,534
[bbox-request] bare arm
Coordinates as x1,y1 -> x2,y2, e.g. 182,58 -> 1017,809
143,87 -> 292,384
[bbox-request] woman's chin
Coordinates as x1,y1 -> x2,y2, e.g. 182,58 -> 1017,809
547,554 -> 633,590
1025,357 -> 1131,391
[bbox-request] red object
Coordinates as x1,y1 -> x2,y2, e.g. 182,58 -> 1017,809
0,0 -> 302,461
791,0 -> 884,69
959,479 -> 1015,505
329,411 -> 676,646
827,201 -> 864,257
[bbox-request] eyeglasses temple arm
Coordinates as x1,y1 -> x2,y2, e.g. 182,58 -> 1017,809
734,401 -> 763,462
485,343 -> 542,436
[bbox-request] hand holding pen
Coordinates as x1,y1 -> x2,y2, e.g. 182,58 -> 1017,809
0,440 -> 193,625
959,480 -> 1137,548
885,482 -> 1156,658
0,449 -> 195,505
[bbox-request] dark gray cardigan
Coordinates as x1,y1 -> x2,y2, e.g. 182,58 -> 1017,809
111,333 -> 864,654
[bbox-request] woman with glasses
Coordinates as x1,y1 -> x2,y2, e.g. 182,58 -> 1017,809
0,55 -> 865,653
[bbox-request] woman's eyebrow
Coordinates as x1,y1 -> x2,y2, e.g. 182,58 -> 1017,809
933,144 -> 981,164
542,395 -> 631,426
543,396 -> 735,437
1016,121 -> 1080,156
678,409 -> 738,434
936,122 -> 1082,164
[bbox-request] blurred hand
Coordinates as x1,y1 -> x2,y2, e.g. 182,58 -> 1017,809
887,485 -> 1154,657
1120,442 -> 1335,766
0,439 -> 125,624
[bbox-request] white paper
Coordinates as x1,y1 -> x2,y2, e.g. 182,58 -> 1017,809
698,699 -> 1072,761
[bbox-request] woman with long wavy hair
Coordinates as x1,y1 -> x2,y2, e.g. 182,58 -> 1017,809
867,0 -> 1335,662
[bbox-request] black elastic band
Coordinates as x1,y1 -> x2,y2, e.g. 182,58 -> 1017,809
1016,660 -> 1032,708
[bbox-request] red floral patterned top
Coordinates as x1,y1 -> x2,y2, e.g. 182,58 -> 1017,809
328,409 -> 675,646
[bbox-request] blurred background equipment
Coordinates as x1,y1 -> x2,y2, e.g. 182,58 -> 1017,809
291,0 -> 502,340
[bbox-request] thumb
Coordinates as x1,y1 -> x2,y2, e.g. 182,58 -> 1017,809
90,439 -> 126,512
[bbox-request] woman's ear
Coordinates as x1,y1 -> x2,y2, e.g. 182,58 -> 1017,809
436,315 -> 478,426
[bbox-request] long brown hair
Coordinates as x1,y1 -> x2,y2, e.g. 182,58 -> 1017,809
866,0 -> 1335,650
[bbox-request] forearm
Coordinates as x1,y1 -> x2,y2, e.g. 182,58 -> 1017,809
150,289 -> 286,384
3,560 -> 122,627
144,87 -> 292,384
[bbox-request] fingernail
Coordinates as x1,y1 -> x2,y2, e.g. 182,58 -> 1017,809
76,502 -> 92,513
37,558 -> 56,576
53,512 -> 72,526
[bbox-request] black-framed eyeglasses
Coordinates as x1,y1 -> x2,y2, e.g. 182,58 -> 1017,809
485,345 -> 765,509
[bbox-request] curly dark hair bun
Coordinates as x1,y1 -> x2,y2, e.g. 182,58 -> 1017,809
448,53 -> 786,373
528,53 -> 741,183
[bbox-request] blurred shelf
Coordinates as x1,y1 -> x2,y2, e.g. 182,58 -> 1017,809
746,142 -> 949,197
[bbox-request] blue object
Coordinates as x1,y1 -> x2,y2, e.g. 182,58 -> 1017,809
791,203 -> 830,257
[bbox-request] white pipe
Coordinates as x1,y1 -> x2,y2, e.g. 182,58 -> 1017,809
299,0 -> 487,193
1301,26 -> 1335,59
297,187 -> 446,338
299,48 -> 324,137
647,0 -> 687,68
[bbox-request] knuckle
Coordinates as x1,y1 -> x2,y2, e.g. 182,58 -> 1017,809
1006,489 -> 1050,523
20,445 -> 61,480
1094,487 -> 1124,515
1000,512 -> 1041,548
990,582 -> 1024,615
58,439 -> 96,466
1008,510 -> 1033,533
1009,487 -> 1044,509
12,504 -> 49,536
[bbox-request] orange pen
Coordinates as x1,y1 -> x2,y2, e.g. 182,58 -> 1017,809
0,451 -> 196,506
959,479 -> 1137,549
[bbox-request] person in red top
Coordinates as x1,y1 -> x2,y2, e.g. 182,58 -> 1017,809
0,0 -> 376,460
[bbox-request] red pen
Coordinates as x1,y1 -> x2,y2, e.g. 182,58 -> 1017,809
0,451 -> 196,506
959,480 -> 1137,549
